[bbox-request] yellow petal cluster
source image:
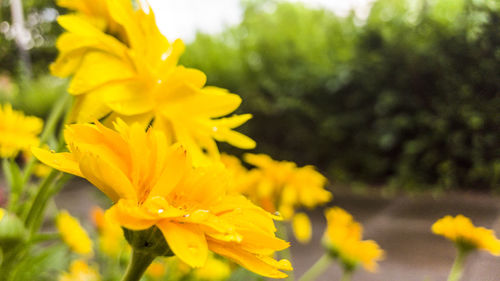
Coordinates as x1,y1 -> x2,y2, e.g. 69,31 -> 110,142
56,210 -> 93,256
56,0 -> 121,34
59,259 -> 100,281
91,206 -> 128,257
432,215 -> 500,255
33,121 -> 291,278
225,153 -> 331,220
292,212 -> 312,244
51,0 -> 255,165
324,207 -> 384,272
0,103 -> 43,158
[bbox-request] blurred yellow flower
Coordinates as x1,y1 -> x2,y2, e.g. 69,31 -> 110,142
193,255 -> 232,281
51,0 -> 255,165
432,215 -> 500,255
91,206 -> 128,257
146,260 -> 167,280
241,153 -> 331,219
324,207 -> 384,272
56,210 -> 93,256
0,208 -> 4,220
0,103 -> 43,158
34,121 -> 291,278
292,212 -> 312,244
59,259 -> 100,281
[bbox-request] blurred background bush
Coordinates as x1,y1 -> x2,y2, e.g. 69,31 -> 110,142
1,0 -> 500,191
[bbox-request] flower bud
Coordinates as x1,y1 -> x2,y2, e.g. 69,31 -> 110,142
0,209 -> 27,250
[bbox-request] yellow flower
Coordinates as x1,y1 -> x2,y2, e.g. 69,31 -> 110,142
0,208 -> 4,221
51,0 -> 255,165
59,259 -> 100,281
33,121 -> 291,278
324,207 -> 384,272
146,260 -> 167,280
241,153 -> 331,220
91,206 -> 128,257
0,103 -> 43,158
56,210 -> 93,256
432,215 -> 500,255
292,212 -> 312,244
193,255 -> 232,281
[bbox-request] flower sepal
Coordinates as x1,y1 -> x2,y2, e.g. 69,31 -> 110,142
123,226 -> 173,257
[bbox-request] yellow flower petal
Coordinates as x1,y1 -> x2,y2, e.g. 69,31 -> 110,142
292,213 -> 312,244
208,239 -> 291,279
157,222 -> 208,268
68,51 -> 135,95
31,148 -> 82,177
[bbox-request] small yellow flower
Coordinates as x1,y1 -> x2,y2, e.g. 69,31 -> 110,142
193,255 -> 232,281
59,259 -> 100,281
324,207 -> 384,272
241,153 -> 332,220
432,215 -> 500,255
56,210 -> 93,256
292,212 -> 312,244
51,0 -> 255,165
0,208 -> 4,221
146,260 -> 166,280
34,121 -> 291,278
0,103 -> 43,158
91,207 -> 128,257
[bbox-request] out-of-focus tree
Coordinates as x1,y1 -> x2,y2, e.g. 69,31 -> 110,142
0,0 -> 62,77
182,0 -> 500,191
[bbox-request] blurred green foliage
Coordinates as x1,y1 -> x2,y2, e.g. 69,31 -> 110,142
182,0 -> 500,190
0,0 -> 62,77
0,0 -> 64,118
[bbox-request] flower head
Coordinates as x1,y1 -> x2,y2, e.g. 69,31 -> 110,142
59,259 -> 100,281
51,0 -> 255,165
33,121 -> 291,278
432,215 -> 500,255
56,210 -> 93,256
0,103 -> 43,158
240,153 -> 331,220
323,207 -> 384,272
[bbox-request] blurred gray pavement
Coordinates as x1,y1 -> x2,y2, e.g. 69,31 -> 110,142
290,189 -> 500,281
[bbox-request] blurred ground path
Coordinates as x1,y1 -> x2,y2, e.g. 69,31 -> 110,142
53,181 -> 500,281
289,188 -> 500,281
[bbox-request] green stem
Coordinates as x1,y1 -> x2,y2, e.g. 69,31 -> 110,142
341,269 -> 353,281
121,249 -> 157,281
298,254 -> 331,281
23,169 -> 59,233
4,158 -> 22,212
276,221 -> 295,281
447,248 -> 469,281
20,93 -> 70,192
